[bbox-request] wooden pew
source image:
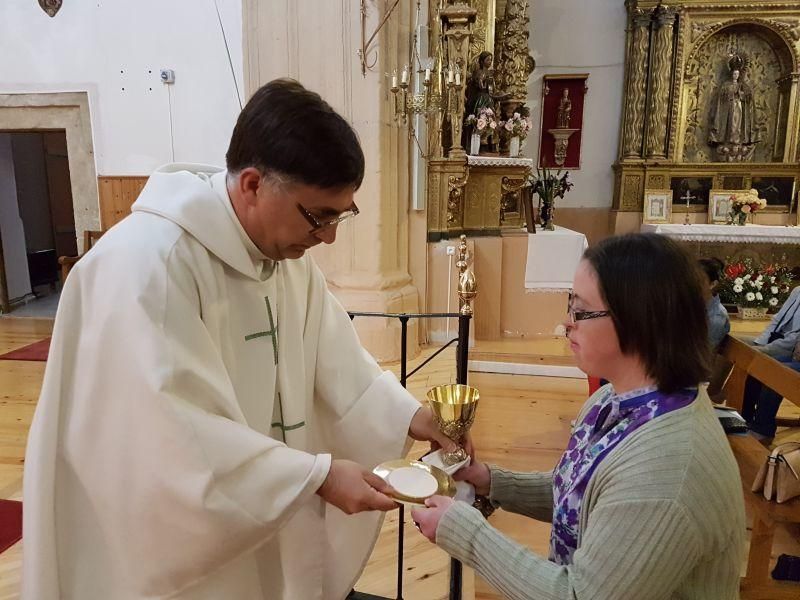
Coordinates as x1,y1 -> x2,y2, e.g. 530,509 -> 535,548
719,334 -> 800,598
58,230 -> 105,283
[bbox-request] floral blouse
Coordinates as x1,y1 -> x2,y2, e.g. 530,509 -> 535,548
549,384 -> 696,564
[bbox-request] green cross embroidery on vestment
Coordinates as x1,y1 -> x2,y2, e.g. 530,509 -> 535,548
270,393 -> 305,443
244,296 -> 279,365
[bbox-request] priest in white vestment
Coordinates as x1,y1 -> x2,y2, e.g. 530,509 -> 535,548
23,79 -> 452,599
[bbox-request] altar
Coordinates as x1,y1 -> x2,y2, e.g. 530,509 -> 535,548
641,223 -> 800,267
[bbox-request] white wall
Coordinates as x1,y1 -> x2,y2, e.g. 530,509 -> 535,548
0,134 -> 32,300
0,0 -> 243,175
525,0 -> 627,208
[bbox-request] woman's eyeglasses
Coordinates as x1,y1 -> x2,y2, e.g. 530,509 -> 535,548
296,203 -> 359,234
567,292 -> 610,325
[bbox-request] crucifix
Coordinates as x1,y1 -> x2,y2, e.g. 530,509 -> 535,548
680,189 -> 696,225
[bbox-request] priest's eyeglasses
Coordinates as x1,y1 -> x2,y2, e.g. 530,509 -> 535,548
296,203 -> 359,234
567,292 -> 610,325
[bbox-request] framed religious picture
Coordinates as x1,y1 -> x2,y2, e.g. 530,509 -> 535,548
708,190 -> 740,224
538,74 -> 589,169
643,189 -> 672,224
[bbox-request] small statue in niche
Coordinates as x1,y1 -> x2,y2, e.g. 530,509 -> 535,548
708,53 -> 759,161
556,88 -> 572,129
465,51 -> 496,118
464,51 -> 500,152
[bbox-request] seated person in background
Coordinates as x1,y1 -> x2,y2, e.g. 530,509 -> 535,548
412,233 -> 745,600
699,257 -> 730,350
742,338 -> 800,443
709,282 -> 800,402
749,284 -> 800,358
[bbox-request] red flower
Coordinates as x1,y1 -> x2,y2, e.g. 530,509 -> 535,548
725,263 -> 745,278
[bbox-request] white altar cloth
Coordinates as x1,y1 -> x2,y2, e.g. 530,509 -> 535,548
524,226 -> 588,292
640,223 -> 800,244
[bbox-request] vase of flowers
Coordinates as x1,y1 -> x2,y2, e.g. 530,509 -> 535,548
728,189 -> 767,226
528,165 -> 573,231
465,107 -> 498,155
718,258 -> 794,318
500,112 -> 532,157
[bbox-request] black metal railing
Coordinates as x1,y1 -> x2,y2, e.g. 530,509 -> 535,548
347,310 -> 471,600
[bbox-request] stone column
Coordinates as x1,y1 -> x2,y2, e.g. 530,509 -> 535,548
645,5 -> 677,159
621,6 -> 652,159
242,0 -> 420,361
441,2 -> 477,160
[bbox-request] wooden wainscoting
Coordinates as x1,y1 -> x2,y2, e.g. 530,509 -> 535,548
98,176 -> 149,229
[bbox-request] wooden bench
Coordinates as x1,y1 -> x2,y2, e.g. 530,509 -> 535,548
719,334 -> 800,598
58,230 -> 104,283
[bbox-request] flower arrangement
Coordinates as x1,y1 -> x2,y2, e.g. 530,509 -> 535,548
728,189 -> 767,225
718,258 -> 793,310
527,166 -> 573,231
465,107 -> 498,139
499,112 -> 533,140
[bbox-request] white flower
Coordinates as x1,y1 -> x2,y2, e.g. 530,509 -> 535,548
770,297 -> 779,306
756,292 -> 763,300
770,276 -> 776,283
756,275 -> 763,281
733,284 -> 743,293
746,292 -> 756,301
477,116 -> 487,130
755,281 -> 763,289
744,274 -> 751,280
734,277 -> 744,285
771,286 -> 779,294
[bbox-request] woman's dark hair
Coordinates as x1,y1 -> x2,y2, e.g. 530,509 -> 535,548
698,257 -> 724,285
226,78 -> 365,190
583,233 -> 710,393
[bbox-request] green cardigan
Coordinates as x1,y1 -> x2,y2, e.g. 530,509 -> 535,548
436,389 -> 746,599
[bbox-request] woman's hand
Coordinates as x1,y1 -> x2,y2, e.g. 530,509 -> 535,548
411,496 -> 455,543
453,460 -> 491,496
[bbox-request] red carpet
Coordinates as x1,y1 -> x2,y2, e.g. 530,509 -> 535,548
0,337 -> 51,361
0,499 -> 22,554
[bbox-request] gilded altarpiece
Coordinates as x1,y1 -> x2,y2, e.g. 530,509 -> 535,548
427,0 -> 535,241
614,1 -> 800,224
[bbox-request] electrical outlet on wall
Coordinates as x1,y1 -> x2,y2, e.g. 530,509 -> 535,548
160,69 -> 176,84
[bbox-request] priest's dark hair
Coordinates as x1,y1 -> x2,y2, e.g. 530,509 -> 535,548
226,78 -> 365,190
583,233 -> 710,393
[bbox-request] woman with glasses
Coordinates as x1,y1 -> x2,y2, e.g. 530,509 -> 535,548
413,233 -> 745,599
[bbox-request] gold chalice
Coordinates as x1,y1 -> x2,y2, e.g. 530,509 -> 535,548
426,383 -> 480,466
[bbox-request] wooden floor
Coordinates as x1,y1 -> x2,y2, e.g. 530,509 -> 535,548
1,316 -> 799,599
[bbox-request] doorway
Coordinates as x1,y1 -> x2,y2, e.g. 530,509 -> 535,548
0,130 -> 77,314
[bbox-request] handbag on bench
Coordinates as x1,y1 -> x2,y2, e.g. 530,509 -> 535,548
752,442 -> 800,503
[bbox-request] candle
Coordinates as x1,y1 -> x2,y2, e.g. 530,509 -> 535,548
455,71 -> 461,86
391,70 -> 398,89
447,68 -> 454,84
425,68 -> 431,82
401,67 -> 408,85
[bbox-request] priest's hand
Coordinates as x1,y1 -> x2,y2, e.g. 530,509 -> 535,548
410,496 -> 455,543
453,460 -> 491,496
317,459 -> 398,514
408,406 -> 473,456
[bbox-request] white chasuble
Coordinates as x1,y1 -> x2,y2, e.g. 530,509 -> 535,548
22,165 -> 420,600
